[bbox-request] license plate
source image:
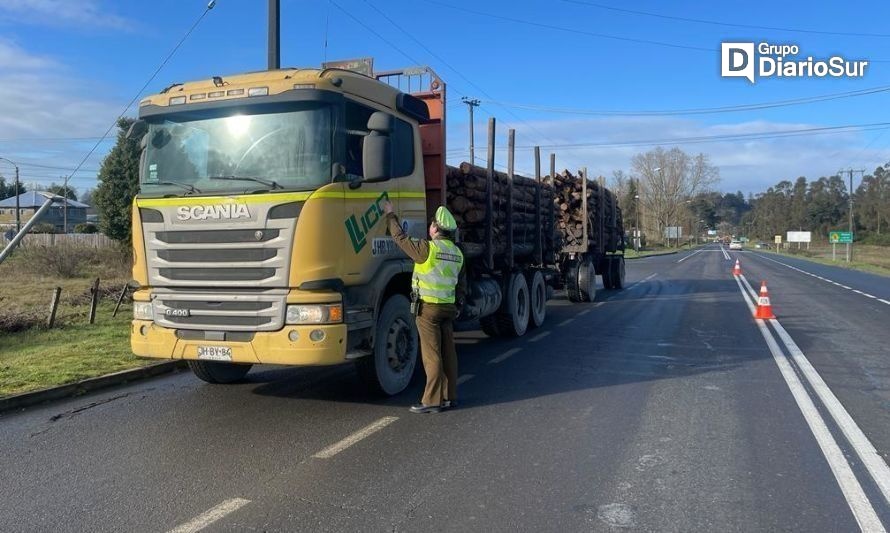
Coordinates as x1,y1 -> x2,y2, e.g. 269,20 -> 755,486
197,345 -> 232,361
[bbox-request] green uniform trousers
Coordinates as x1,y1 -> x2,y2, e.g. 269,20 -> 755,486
416,302 -> 458,406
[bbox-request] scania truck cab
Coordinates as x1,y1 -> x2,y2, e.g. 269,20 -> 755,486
131,64 -> 447,395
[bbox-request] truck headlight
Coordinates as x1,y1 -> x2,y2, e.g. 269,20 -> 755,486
285,304 -> 343,324
133,302 -> 154,321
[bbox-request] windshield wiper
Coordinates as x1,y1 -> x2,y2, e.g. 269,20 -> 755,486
208,175 -> 283,190
156,180 -> 201,194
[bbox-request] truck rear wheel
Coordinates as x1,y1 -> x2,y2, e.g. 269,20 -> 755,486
188,361 -> 253,384
528,270 -> 547,328
357,294 -> 418,396
609,255 -> 626,289
497,272 -> 530,337
567,258 -> 596,303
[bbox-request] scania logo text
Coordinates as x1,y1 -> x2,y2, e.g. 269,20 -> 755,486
176,204 -> 251,221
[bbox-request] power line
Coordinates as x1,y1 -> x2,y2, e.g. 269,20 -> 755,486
444,121 -> 890,152
421,0 -> 712,52
558,0 -> 890,39
480,84 -> 890,117
61,1 -> 217,182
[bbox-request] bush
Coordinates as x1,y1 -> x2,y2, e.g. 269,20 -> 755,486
74,223 -> 98,234
859,233 -> 890,247
29,223 -> 56,234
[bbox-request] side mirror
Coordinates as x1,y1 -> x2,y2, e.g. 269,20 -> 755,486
127,119 -> 148,140
361,111 -> 392,183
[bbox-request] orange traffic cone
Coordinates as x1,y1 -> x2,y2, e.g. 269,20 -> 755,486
754,280 -> 776,319
732,259 -> 742,276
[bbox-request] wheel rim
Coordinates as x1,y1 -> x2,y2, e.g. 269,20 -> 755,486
386,317 -> 414,373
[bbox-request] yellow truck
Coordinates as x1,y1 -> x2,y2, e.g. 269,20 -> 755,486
129,63 -> 624,394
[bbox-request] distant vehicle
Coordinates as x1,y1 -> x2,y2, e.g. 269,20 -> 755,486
729,240 -> 743,250
754,241 -> 770,250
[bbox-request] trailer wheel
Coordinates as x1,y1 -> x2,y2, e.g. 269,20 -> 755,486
567,257 -> 596,303
528,270 -> 547,328
188,361 -> 252,384
357,294 -> 418,396
497,272 -> 530,337
610,255 -> 626,289
601,257 -> 614,290
480,316 -> 501,337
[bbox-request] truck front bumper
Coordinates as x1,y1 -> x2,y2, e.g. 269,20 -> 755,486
131,320 -> 347,366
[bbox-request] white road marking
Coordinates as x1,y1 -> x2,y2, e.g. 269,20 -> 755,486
312,417 -> 398,459
578,309 -> 591,315
457,374 -> 475,385
754,253 -> 889,305
733,276 -> 885,531
529,331 -> 551,342
489,347 -> 521,364
880,299 -> 890,305
677,248 -> 705,263
558,318 -> 575,327
721,245 -> 731,260
167,498 -> 251,533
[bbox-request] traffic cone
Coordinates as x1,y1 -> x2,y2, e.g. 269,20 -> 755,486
754,280 -> 776,319
732,259 -> 742,276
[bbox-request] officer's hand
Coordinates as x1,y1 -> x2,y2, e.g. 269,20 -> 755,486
383,201 -> 394,215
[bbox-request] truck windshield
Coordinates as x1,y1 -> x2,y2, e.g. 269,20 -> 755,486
140,103 -> 333,195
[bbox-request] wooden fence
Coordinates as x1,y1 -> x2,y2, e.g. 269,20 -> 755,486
0,233 -> 117,248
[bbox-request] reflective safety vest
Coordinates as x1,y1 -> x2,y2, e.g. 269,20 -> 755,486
412,239 -> 464,304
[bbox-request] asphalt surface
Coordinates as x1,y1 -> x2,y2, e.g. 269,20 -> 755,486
1,244 -> 889,532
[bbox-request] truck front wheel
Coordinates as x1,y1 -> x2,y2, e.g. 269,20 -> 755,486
188,361 -> 253,384
357,294 -> 418,396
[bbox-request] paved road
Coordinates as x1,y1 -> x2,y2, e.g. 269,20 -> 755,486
1,244 -> 888,532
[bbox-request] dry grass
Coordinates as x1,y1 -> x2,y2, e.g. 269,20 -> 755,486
773,243 -> 890,276
0,244 -> 132,332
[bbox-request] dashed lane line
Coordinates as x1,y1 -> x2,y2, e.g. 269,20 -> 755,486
753,253 -> 890,306
457,374 -> 475,385
167,498 -> 251,533
529,331 -> 551,343
677,248 -> 705,263
312,417 -> 399,459
558,318 -> 575,327
488,348 -> 521,364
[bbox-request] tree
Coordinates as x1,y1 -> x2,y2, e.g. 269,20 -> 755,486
80,187 -> 95,207
45,182 -> 78,201
93,118 -> 143,242
0,175 -> 26,200
631,147 -> 719,244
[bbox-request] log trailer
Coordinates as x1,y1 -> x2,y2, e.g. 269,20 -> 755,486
129,62 -> 624,394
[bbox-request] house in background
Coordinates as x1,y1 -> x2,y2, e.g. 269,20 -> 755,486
0,191 -> 89,233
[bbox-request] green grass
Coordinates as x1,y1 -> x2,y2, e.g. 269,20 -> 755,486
0,304 -> 151,397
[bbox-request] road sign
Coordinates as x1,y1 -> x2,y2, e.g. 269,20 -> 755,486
829,231 -> 853,244
787,231 -> 811,243
774,235 -> 782,244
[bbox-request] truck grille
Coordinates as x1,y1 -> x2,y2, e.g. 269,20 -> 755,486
151,290 -> 286,331
141,204 -> 296,289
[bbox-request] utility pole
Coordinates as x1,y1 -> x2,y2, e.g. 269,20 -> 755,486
461,97 -> 480,165
268,0 -> 280,70
839,168 -> 865,262
63,175 -> 69,234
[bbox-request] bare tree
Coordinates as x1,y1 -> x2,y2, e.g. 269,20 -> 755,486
632,147 -> 719,245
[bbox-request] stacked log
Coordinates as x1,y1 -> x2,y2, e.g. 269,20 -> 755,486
545,169 -> 624,253
445,162 -> 558,260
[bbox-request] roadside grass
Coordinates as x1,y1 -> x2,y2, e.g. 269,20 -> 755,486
0,244 -> 147,397
0,304 -> 150,397
624,243 -> 704,259
761,244 -> 890,277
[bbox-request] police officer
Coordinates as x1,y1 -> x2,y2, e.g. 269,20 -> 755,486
383,201 -> 465,414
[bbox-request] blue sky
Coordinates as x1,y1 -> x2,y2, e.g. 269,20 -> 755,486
1,0 -> 889,196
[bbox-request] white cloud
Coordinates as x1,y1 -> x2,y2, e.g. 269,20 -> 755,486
445,115 -> 890,194
0,39 -> 122,189
0,0 -> 132,31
